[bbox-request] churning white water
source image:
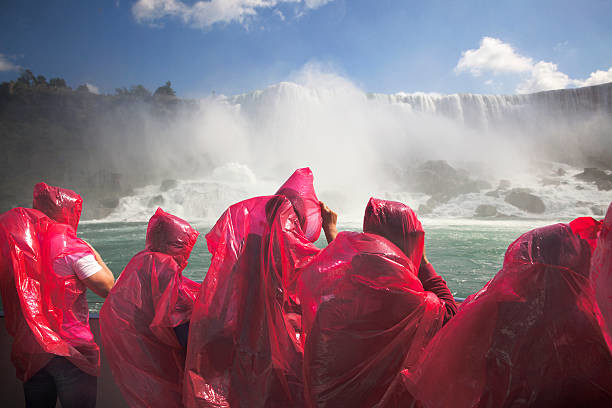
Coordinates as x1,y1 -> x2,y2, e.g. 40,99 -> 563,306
102,68 -> 612,224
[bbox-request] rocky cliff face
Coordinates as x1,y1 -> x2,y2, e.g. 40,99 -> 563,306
1,81 -> 611,220
0,89 -> 199,219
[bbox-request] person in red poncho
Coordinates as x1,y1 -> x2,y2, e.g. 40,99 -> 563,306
183,168 -> 322,408
590,203 -> 612,353
403,218 -> 612,408
298,197 -> 456,408
0,182 -> 114,408
99,208 -> 201,408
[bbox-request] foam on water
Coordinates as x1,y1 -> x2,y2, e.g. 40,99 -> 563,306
100,72 -> 611,224
101,160 -> 611,225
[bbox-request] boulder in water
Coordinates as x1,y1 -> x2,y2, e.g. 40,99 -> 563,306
475,204 -> 498,217
497,179 -> 511,190
574,168 -> 612,191
504,189 -> 546,214
160,179 -> 178,192
485,179 -> 512,198
591,205 -> 605,217
541,178 -> 561,186
405,160 -> 492,206
148,195 -> 164,207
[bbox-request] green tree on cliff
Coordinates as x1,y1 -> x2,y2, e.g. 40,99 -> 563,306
154,81 -> 176,98
49,77 -> 69,89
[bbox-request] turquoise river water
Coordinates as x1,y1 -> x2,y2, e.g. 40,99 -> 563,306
70,218 -> 562,312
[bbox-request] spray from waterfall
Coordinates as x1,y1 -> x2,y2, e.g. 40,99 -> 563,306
94,64 -> 612,223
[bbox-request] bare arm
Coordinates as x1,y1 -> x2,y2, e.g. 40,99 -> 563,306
320,201 -> 338,244
81,242 -> 115,298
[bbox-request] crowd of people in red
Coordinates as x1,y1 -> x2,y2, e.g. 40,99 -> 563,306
1,168 -> 611,408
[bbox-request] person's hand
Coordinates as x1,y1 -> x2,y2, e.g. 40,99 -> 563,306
320,201 -> 338,244
421,246 -> 429,266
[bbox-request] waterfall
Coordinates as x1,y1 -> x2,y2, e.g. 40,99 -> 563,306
102,80 -> 612,223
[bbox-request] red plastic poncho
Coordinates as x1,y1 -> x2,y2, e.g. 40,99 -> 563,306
592,203 -> 612,353
0,200 -> 99,381
570,216 -> 603,252
299,230 -> 446,408
99,208 -> 200,408
33,182 -> 83,232
183,195 -> 320,408
363,197 -> 425,268
275,167 -> 322,243
404,220 -> 612,408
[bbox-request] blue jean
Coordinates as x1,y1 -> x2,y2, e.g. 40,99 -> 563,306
23,356 -> 97,408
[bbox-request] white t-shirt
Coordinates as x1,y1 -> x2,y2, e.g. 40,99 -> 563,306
53,252 -> 102,280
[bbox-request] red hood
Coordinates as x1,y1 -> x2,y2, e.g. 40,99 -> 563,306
275,167 -> 322,242
32,182 -> 83,231
363,197 -> 424,268
145,208 -> 199,268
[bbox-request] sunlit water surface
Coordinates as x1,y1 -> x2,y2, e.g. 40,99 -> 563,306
70,218 -> 559,312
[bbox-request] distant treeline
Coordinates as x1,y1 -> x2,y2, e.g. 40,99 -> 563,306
0,69 -> 206,220
0,69 -> 176,99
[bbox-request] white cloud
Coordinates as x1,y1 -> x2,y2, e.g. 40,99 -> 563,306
457,37 -> 612,94
516,61 -> 571,93
304,0 -> 334,9
0,53 -> 20,72
575,67 -> 612,87
455,37 -> 533,76
132,0 -> 332,28
274,9 -> 285,21
85,83 -> 100,94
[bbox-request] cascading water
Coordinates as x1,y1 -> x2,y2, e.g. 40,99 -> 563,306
103,72 -> 612,224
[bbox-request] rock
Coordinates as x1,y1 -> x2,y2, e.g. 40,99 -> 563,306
574,168 -> 612,191
475,204 -> 498,217
504,189 -> 546,214
597,180 -> 612,190
160,179 -> 178,192
497,180 -> 511,190
541,178 -> 560,186
557,168 -> 566,176
100,197 -> 120,208
405,160 -> 492,203
591,205 -> 605,217
148,195 -> 164,207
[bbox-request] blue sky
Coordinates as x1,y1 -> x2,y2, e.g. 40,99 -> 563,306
1,0 -> 611,97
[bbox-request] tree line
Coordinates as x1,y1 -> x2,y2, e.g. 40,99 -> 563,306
0,69 -> 176,98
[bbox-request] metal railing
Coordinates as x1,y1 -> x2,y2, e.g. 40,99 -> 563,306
2,297 -> 467,320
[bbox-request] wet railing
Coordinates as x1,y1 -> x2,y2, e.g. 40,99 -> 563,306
2,297 -> 467,320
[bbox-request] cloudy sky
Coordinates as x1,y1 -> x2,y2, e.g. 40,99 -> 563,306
1,0 -> 611,97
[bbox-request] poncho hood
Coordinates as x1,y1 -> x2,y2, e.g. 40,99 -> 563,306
275,167 -> 322,243
32,182 -> 83,231
363,197 -> 424,268
145,208 -> 199,268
